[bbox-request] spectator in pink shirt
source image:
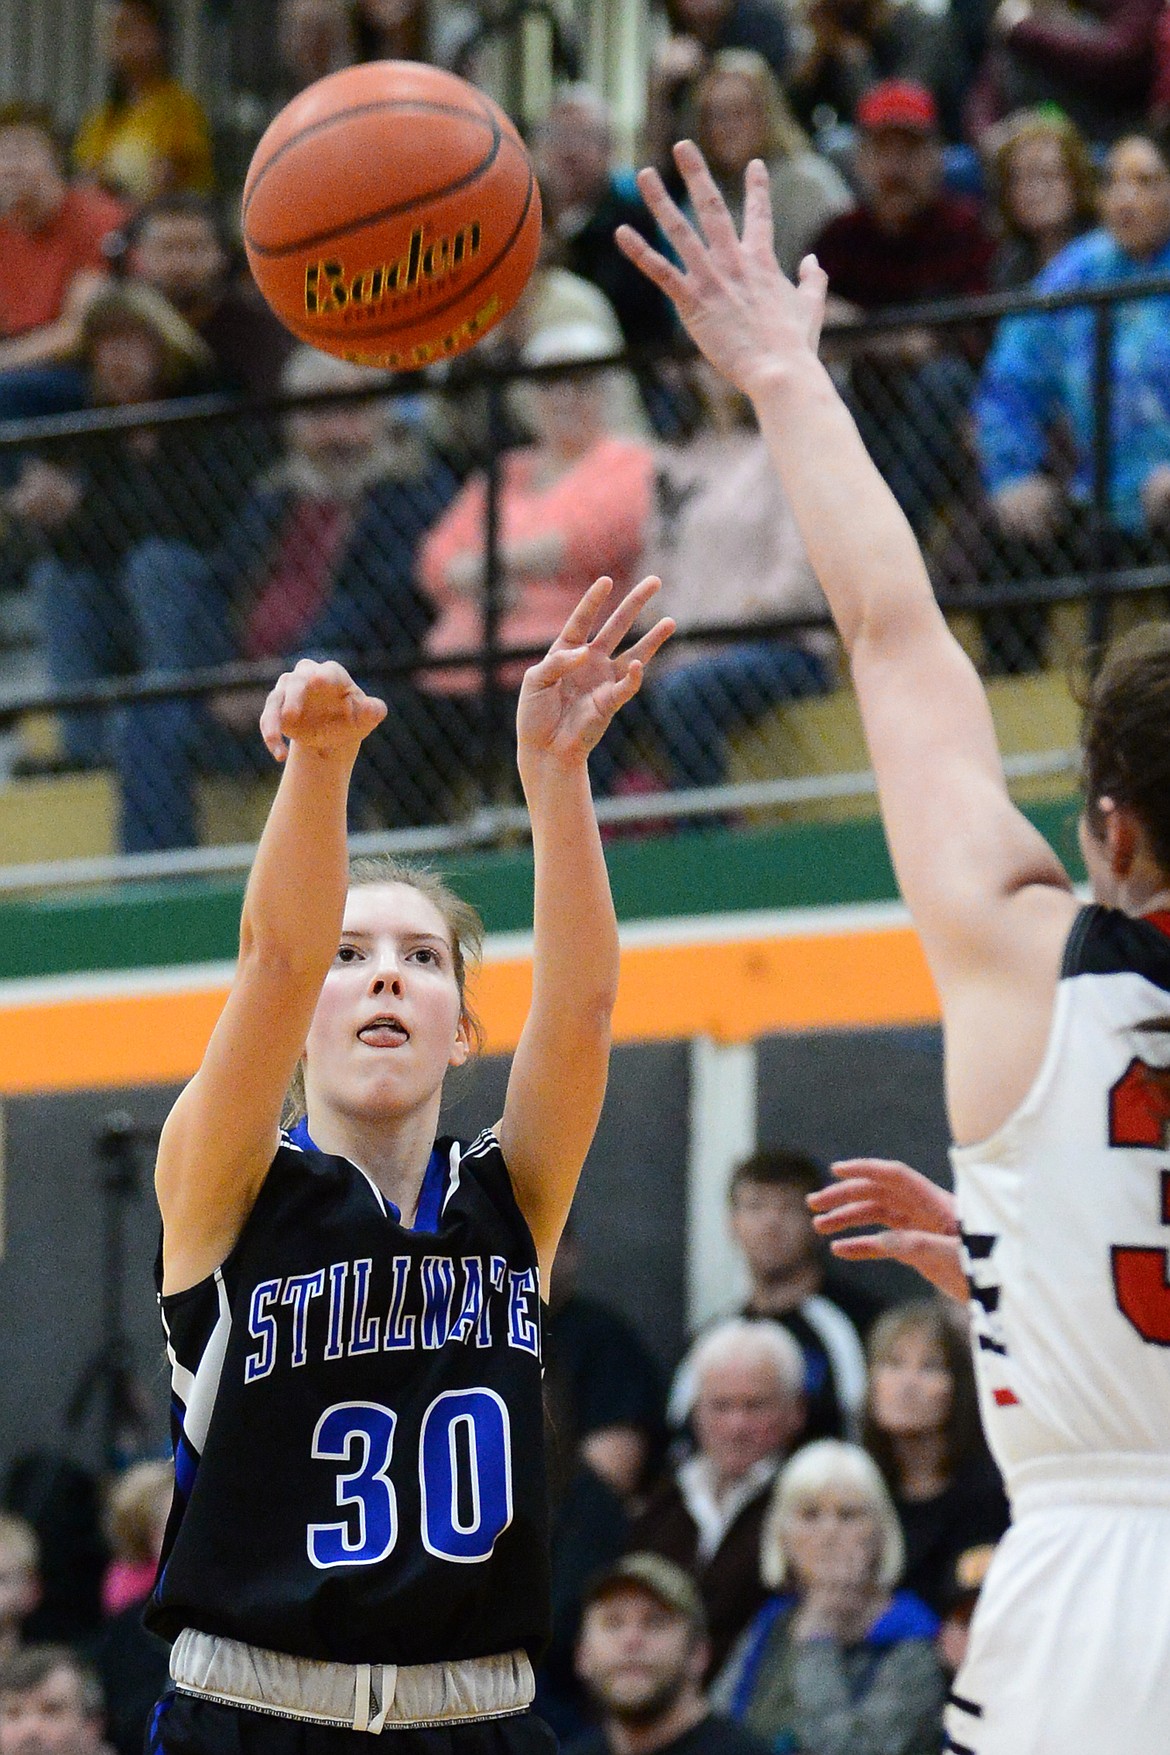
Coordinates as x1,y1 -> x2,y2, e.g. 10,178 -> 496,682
417,322 -> 655,807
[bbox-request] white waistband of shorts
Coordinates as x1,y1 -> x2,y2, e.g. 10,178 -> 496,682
169,1630 -> 535,1733
1010,1453 -> 1170,1515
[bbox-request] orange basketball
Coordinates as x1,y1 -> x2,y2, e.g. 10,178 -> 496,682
242,62 -> 541,370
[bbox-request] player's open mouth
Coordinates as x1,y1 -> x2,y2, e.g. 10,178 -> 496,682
357,1015 -> 409,1047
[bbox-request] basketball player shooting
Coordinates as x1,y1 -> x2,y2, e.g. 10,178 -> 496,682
143,575 -> 671,1755
618,142 -> 1170,1755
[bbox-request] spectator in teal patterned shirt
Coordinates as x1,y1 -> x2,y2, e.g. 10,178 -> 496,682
975,127 -> 1170,547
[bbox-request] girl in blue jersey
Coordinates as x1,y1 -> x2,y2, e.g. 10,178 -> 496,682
146,574 -> 672,1755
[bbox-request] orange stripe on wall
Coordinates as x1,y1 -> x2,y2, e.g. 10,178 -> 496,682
0,926 -> 938,1096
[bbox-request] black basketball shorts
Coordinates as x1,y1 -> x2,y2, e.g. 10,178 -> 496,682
147,1693 -> 559,1755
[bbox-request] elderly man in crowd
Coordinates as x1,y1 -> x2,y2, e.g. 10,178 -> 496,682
0,1648 -> 110,1755
569,1555 -> 770,1755
627,1319 -> 806,1676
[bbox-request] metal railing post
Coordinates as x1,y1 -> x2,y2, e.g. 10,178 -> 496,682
480,373 -> 507,810
1089,298 -> 1116,668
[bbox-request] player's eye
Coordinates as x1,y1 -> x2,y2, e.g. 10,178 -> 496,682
411,946 -> 439,965
336,944 -> 361,963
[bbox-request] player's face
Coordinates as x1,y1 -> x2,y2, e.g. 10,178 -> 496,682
576,1587 -> 699,1718
303,882 -> 470,1122
729,1180 -> 816,1281
692,1355 -> 798,1484
0,1671 -> 102,1755
781,1486 -> 882,1590
869,1327 -> 953,1436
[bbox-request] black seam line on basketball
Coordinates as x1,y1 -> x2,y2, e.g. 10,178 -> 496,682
243,105 -> 502,254
242,92 -> 497,220
301,158 -> 536,345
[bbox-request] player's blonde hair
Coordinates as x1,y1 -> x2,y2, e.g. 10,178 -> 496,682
761,1439 -> 905,1590
283,854 -> 484,1127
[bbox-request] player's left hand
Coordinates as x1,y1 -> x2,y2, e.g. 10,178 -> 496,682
516,574 -> 674,767
616,142 -> 828,402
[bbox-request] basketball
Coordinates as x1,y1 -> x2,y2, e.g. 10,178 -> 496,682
241,62 -> 541,370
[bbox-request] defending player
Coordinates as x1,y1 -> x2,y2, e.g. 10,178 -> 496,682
143,575 -> 672,1755
617,144 -> 1170,1755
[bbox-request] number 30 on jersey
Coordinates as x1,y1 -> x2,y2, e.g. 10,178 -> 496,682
308,1388 -> 513,1567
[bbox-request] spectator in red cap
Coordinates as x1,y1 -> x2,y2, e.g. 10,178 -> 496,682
811,79 -> 994,536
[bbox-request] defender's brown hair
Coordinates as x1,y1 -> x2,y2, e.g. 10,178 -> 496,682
1081,622 -> 1170,874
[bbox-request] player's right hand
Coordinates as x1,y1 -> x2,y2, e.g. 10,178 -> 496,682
259,658 -> 387,763
808,1156 -> 968,1302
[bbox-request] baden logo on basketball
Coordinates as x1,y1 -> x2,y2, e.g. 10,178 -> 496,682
304,221 -> 483,321
344,293 -> 501,369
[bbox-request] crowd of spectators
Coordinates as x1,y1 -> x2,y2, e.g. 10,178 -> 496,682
4,0 -> 1170,846
0,1145 -> 1009,1755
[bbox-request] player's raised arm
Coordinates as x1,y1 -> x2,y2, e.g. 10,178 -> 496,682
154,660 -> 385,1295
615,147 -> 1073,1016
497,576 -> 673,1287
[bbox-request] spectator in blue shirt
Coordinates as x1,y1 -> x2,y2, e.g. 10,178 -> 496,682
975,127 -> 1170,545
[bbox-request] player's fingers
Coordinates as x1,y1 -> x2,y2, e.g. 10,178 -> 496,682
740,157 -> 777,260
605,658 -> 645,714
528,644 -> 590,688
592,575 -> 661,654
557,575 -> 615,648
259,677 -> 291,759
808,1175 -> 884,1209
672,139 -> 745,264
632,165 -> 712,281
829,1156 -> 917,1178
353,693 -> 388,734
809,1197 -> 890,1233
614,222 -> 689,302
797,253 -> 829,351
827,1233 -> 901,1261
623,616 -> 676,670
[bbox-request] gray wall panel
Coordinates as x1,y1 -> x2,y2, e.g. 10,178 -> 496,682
757,1025 -> 952,1308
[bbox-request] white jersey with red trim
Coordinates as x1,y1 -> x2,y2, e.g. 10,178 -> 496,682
950,904 -> 1170,1494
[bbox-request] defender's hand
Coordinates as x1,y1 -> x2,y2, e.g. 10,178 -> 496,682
616,141 -> 828,401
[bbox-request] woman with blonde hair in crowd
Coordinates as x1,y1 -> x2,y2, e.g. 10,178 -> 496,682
715,1441 -> 944,1755
986,107 -> 1098,288
862,1300 -> 1009,1615
693,51 -> 853,280
100,1462 -> 175,1618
